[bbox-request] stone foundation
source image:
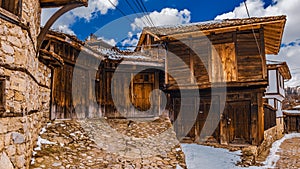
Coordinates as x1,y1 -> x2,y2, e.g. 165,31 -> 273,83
0,111 -> 48,169
240,119 -> 284,166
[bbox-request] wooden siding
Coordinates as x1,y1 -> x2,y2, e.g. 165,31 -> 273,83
236,30 -> 265,81
164,29 -> 266,90
168,88 -> 265,145
264,104 -> 276,131
284,115 -> 300,133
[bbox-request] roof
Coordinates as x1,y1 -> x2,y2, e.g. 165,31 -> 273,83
97,48 -> 164,67
267,61 -> 292,80
43,30 -> 163,67
40,0 -> 88,8
138,15 -> 286,55
283,110 -> 300,115
293,105 -> 300,109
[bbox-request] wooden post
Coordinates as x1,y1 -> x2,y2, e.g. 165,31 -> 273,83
260,26 -> 267,79
154,71 -> 160,116
165,44 -> 168,85
189,37 -> 195,84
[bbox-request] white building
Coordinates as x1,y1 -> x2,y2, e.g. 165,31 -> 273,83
265,62 -> 291,133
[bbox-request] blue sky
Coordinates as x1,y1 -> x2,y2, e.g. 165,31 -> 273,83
42,0 -> 300,87
69,0 -> 273,40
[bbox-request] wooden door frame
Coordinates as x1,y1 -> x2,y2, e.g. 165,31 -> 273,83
224,100 -> 251,144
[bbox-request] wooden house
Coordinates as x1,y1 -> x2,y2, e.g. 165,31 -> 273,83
283,109 -> 300,133
283,105 -> 300,133
264,62 -> 291,132
40,31 -> 164,119
136,16 -> 287,145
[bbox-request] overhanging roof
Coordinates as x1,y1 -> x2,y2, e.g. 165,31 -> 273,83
40,0 -> 88,8
267,62 -> 292,80
138,15 -> 286,55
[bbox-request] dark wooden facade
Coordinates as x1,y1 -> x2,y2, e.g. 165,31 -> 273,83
40,31 -> 164,119
137,16 -> 286,145
283,110 -> 300,133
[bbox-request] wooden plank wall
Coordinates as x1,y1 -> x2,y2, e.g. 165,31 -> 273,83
236,30 -> 264,81
165,29 -> 265,89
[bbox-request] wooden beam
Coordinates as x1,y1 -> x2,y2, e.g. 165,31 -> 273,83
37,3 -> 85,53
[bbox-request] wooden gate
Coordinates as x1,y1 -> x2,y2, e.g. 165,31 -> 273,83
197,97 -> 220,142
52,64 -> 75,119
172,96 -> 199,141
225,101 -> 251,144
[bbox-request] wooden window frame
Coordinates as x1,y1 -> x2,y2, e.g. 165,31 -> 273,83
0,78 -> 5,112
0,0 -> 22,24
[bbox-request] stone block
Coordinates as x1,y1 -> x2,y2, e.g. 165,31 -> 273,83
0,135 -> 4,151
12,132 -> 25,144
5,145 -> 16,156
0,122 -> 8,134
7,36 -> 22,48
14,91 -> 24,102
0,152 -> 14,169
16,143 -> 26,155
1,42 -> 14,55
15,155 -> 25,168
4,133 -> 11,146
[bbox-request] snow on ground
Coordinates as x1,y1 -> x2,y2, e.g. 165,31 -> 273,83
181,133 -> 300,169
31,130 -> 57,164
180,144 -> 245,169
263,133 -> 300,168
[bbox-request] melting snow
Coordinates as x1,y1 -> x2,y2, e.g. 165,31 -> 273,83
263,133 -> 300,168
181,133 -> 300,169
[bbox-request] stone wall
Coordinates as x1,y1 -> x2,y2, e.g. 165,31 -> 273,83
0,112 -> 48,169
0,0 -> 51,168
258,121 -> 284,155
240,119 -> 284,166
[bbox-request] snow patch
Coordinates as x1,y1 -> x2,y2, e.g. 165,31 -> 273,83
39,127 -> 47,134
34,136 -> 57,151
180,144 -> 261,169
263,133 -> 300,168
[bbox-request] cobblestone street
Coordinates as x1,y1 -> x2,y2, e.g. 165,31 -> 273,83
29,118 -> 186,169
275,136 -> 300,169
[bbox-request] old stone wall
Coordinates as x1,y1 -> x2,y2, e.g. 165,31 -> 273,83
241,119 -> 284,166
0,112 -> 48,169
0,0 -> 51,168
258,122 -> 284,155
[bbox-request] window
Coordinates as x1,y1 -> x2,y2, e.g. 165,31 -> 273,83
0,0 -> 21,16
0,78 -> 5,111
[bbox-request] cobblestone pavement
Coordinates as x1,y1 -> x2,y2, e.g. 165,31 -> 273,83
275,137 -> 300,169
29,117 -> 186,169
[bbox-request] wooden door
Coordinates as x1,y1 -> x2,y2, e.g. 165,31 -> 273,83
290,117 -> 297,132
226,101 -> 251,144
132,83 -> 153,111
172,97 -> 199,140
197,97 -> 220,142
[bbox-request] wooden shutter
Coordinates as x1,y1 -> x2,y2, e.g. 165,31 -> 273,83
211,43 -> 237,82
1,0 -> 20,16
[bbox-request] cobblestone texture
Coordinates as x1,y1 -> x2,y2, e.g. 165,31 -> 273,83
30,118 -> 186,169
275,137 -> 300,169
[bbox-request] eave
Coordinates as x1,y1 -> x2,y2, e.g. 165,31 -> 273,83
40,0 -> 88,8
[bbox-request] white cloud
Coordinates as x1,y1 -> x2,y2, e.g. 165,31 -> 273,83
215,0 -> 300,44
41,0 -> 118,35
215,0 -> 300,87
131,8 -> 191,31
71,0 -> 118,21
98,37 -> 117,46
116,8 -> 191,48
